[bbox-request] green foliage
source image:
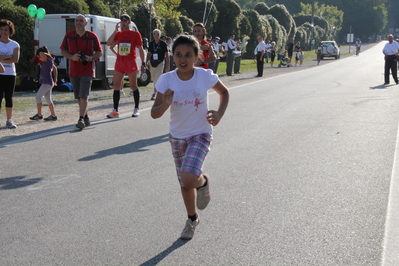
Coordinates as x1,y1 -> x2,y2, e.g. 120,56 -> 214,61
129,2 -> 163,40
14,0 -> 90,14
86,0 -> 112,17
268,15 -> 287,54
155,0 -> 181,20
164,17 -> 183,39
179,15 -> 194,35
268,4 -> 296,40
0,2 -> 35,75
254,2 -> 269,15
212,0 -> 241,41
179,0 -> 218,33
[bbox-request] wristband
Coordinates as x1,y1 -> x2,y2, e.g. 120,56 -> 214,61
201,59 -> 205,64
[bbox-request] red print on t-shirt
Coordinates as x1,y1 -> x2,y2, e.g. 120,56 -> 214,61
194,98 -> 203,111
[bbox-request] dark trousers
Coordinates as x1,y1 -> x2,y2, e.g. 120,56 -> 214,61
226,50 -> 234,75
385,56 -> 398,84
234,56 -> 241,73
256,52 -> 264,77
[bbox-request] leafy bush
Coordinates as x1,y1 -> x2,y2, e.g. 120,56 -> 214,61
0,2 -> 35,76
254,2 -> 270,15
268,4 -> 296,40
14,0 -> 90,14
179,15 -> 195,36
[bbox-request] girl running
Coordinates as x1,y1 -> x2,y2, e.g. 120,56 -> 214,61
151,34 -> 229,240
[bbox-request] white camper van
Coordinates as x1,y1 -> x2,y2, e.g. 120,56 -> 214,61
34,14 -> 151,89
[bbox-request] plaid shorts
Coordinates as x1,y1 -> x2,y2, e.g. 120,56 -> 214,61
169,133 -> 213,186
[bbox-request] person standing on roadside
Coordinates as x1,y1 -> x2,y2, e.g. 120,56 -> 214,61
192,22 -> 216,70
60,14 -> 102,129
147,29 -> 169,101
382,34 -> 399,85
254,35 -> 266,77
208,37 -> 220,74
29,46 -> 58,121
270,41 -> 276,67
0,19 -> 20,129
226,33 -> 236,76
315,41 -> 322,65
294,41 -> 301,66
105,14 -> 146,117
286,37 -> 294,64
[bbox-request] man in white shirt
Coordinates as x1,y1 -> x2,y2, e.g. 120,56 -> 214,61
226,34 -> 236,76
382,34 -> 399,85
254,35 -> 266,77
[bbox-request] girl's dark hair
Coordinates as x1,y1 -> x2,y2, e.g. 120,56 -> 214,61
0,19 -> 15,36
172,34 -> 200,56
36,46 -> 50,56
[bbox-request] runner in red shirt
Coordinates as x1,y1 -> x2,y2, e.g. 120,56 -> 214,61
106,14 -> 146,118
192,23 -> 216,69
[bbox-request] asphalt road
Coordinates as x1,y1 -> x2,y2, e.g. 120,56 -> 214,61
1,41 -> 399,265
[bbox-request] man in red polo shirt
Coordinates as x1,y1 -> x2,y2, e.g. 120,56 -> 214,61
60,13 -> 102,129
192,22 -> 216,69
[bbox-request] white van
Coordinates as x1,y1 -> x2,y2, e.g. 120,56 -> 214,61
34,14 -> 151,89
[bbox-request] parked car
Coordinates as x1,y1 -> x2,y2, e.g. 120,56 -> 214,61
320,41 -> 340,59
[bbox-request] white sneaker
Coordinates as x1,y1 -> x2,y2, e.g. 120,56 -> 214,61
6,119 -> 17,129
129,90 -> 133,95
120,90 -> 125,96
132,108 -> 140,117
180,217 -> 200,240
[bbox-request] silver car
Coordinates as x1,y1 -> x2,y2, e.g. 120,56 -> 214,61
320,41 -> 340,59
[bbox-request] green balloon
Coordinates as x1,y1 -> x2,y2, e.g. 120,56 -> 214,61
37,8 -> 46,20
27,4 -> 37,18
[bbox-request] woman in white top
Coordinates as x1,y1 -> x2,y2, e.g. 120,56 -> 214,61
0,19 -> 20,129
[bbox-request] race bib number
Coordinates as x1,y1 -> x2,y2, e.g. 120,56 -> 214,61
153,53 -> 159,60
119,43 -> 131,56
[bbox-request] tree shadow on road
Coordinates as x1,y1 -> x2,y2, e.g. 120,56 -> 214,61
138,238 -> 188,266
0,176 -> 42,190
78,133 -> 169,161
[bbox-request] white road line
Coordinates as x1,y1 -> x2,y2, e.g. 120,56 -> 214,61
381,123 -> 399,265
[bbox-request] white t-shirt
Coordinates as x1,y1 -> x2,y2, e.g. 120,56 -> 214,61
383,41 -> 399,55
0,40 -> 19,76
254,41 -> 266,55
155,67 -> 218,138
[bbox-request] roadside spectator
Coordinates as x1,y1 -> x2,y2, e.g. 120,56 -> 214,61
226,33 -> 237,76
60,14 -> 102,129
192,22 -> 216,70
270,41 -> 276,67
29,46 -> 58,121
294,41 -> 301,66
146,29 -> 169,101
105,14 -> 145,118
265,40 -> 272,63
286,38 -> 294,63
316,41 -> 322,65
254,35 -> 266,77
151,34 -> 229,240
166,37 -> 175,71
208,37 -> 220,74
0,19 -> 20,129
382,34 -> 399,85
299,51 -> 304,66
234,37 -> 242,74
